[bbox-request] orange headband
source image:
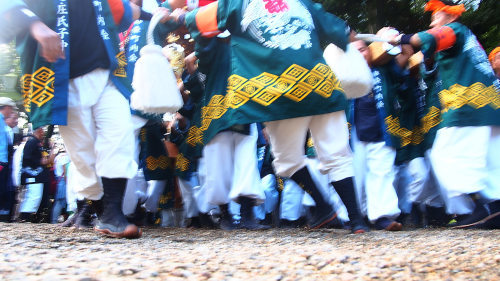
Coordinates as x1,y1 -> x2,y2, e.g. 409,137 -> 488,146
425,0 -> 465,16
489,47 -> 500,63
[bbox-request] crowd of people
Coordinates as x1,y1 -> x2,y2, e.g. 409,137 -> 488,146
0,0 -> 499,239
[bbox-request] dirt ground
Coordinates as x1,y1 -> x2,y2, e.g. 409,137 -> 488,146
0,222 -> 499,280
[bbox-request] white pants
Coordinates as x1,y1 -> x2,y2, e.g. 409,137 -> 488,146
254,174 -> 280,220
179,176 -> 200,219
19,183 -> 43,213
431,126 -> 500,214
279,158 -> 349,222
405,152 -> 444,208
353,140 -> 400,222
201,124 -> 265,206
122,115 -> 148,215
264,111 -> 353,181
58,69 -> 137,200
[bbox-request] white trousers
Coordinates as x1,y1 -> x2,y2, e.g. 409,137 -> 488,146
179,176 -> 200,218
279,158 -> 349,222
58,69 -> 137,200
352,140 -> 400,222
430,126 -> 500,214
19,183 -> 43,213
405,152 -> 444,208
122,115 -> 148,215
201,124 -> 265,206
264,111 -> 353,181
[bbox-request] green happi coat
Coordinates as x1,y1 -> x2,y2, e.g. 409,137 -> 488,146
183,0 -> 349,145
417,22 -> 500,127
16,0 -> 135,129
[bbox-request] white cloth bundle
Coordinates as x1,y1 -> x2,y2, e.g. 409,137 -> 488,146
130,12 -> 184,114
323,43 -> 373,99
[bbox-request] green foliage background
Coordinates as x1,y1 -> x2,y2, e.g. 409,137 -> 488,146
314,0 -> 499,53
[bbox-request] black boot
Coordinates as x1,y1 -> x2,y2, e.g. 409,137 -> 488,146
219,204 -> 238,230
450,193 -> 489,229
94,178 -> 142,238
60,200 -> 93,228
290,167 -> 337,229
481,200 -> 500,229
425,206 -> 449,227
239,197 -> 270,230
75,200 -> 93,228
331,177 -> 369,234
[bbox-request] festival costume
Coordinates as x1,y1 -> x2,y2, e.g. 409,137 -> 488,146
416,22 -> 500,214
183,0 -> 369,231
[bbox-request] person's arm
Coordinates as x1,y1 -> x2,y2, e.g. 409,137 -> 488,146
1,5 -> 64,62
392,24 -> 458,58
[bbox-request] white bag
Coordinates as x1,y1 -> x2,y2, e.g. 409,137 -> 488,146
323,43 -> 373,99
130,12 -> 184,114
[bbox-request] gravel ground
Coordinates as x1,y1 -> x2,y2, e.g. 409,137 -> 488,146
0,222 -> 499,280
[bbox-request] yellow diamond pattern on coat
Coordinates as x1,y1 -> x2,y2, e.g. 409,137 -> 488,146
384,106 -> 441,147
175,153 -> 190,172
20,74 -> 32,112
267,77 -> 296,94
227,74 -> 247,90
226,91 -> 249,109
21,67 -> 55,111
146,155 -> 170,170
299,70 -> 325,89
252,89 -> 281,106
252,72 -> 279,86
235,79 -> 265,97
282,64 -> 308,81
197,63 -> 342,142
186,126 -> 203,146
284,84 -> 312,102
439,82 -> 500,113
113,51 -> 127,78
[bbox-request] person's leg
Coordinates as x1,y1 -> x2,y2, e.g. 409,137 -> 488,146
122,116 -> 148,216
230,124 -> 268,229
431,126 -> 490,227
202,132 -> 236,230
90,77 -> 139,238
265,116 -> 336,229
308,111 -> 369,233
363,142 -> 401,231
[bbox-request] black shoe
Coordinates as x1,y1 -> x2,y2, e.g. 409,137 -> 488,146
19,212 -> 36,223
425,206 -> 449,228
94,178 -> 142,239
450,204 -> 489,229
331,177 -> 369,234
239,197 -> 271,230
308,205 -> 337,229
374,217 -> 402,231
186,216 -> 202,228
467,200 -> 500,229
218,204 -> 238,231
290,167 -> 337,230
60,200 -> 93,228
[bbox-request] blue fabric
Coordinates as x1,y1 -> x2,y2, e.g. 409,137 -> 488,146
51,0 -> 71,126
68,0 -> 110,79
0,115 -> 8,163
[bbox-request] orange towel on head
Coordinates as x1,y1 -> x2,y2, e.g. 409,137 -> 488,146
425,0 -> 465,16
489,47 -> 500,64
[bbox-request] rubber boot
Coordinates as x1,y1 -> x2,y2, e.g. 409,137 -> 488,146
219,204 -> 238,231
290,167 -> 337,229
60,200 -> 91,228
332,177 -> 369,234
94,178 -> 142,238
239,197 -> 270,230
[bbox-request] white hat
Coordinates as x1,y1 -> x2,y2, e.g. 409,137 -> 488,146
142,0 -> 159,13
0,97 -> 17,108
